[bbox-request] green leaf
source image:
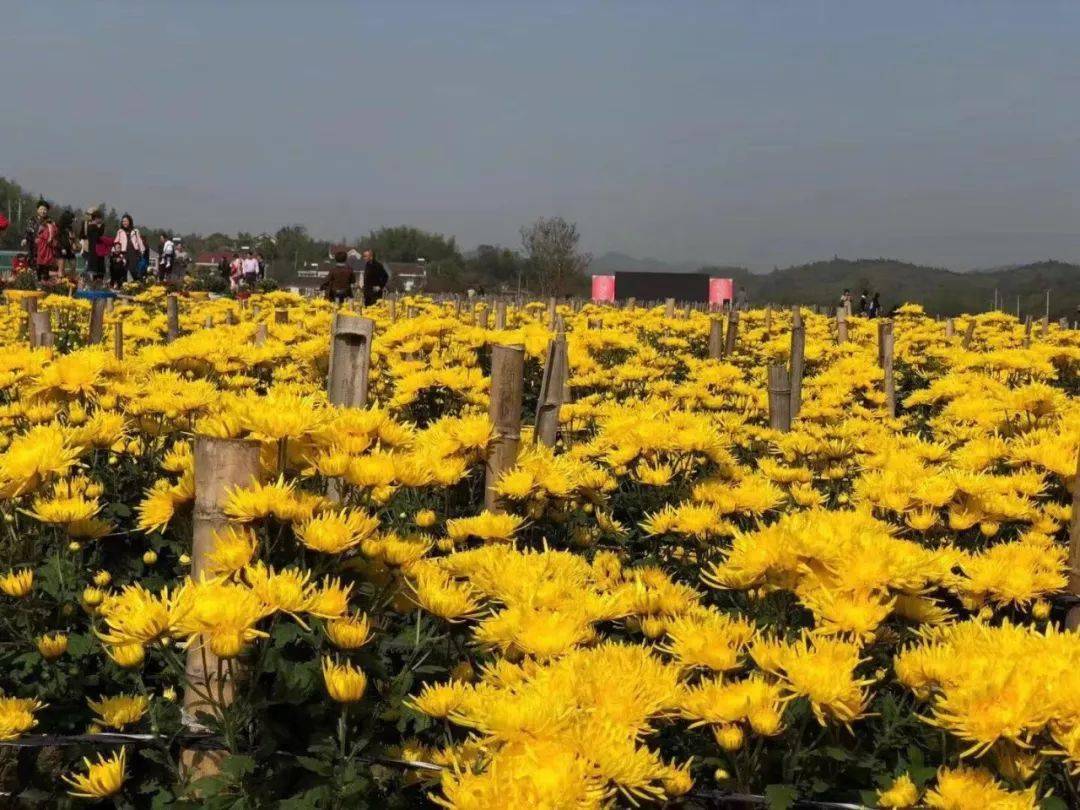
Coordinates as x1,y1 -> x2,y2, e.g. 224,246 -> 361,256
1040,797 -> 1069,810
294,755 -> 332,777
823,745 -> 852,761
765,784 -> 798,810
220,753 -> 256,779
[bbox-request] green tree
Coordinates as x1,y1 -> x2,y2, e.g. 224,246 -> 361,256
519,216 -> 591,297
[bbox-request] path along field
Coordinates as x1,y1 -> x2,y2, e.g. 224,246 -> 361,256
0,288 -> 1077,809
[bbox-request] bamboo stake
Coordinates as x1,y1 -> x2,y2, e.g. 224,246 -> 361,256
1023,316 -> 1033,348
790,306 -> 805,418
724,311 -> 739,356
253,324 -> 267,347
484,344 -> 525,512
494,300 -> 507,330
88,298 -> 107,344
708,317 -> 723,359
183,435 -> 261,779
764,305 -> 772,333
327,313 -> 375,408
1067,449 -> 1080,629
767,363 -> 792,432
113,321 -> 124,360
477,306 -> 490,329
945,318 -> 955,338
535,327 -> 568,447
664,298 -> 676,319
275,308 -> 288,324
547,297 -> 557,328
962,319 -> 975,349
166,295 -> 180,343
882,320 -> 896,418
836,306 -> 848,344
30,311 -> 52,349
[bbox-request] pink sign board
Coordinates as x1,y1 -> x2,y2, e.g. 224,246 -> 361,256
709,277 -> 734,308
591,274 -> 616,303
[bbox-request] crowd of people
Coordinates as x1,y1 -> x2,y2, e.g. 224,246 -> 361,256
10,199 -> 192,290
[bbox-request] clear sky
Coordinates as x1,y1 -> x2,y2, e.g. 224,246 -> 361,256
3,1 -> 1078,270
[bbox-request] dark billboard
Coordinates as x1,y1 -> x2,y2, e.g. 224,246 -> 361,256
613,271 -> 711,303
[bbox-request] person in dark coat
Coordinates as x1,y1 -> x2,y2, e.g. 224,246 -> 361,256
361,249 -> 389,306
320,251 -> 354,304
84,209 -> 106,285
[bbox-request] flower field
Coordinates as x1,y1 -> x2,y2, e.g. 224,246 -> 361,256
0,289 -> 1077,809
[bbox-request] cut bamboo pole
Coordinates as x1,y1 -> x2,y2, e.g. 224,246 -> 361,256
484,344 -> 525,512
708,317 -> 723,359
275,308 -> 288,324
88,298 -> 107,344
664,298 -> 676,319
183,435 -> 261,779
204,315 -> 213,329
724,311 -> 739,356
166,295 -> 180,342
962,319 -> 976,349
226,309 -> 239,326
477,306 -> 490,329
547,297 -> 557,327
535,328 -> 568,448
387,296 -> 397,322
764,306 -> 772,333
113,321 -> 124,360
1023,316 -> 1033,348
836,306 -> 848,344
876,320 -> 887,367
790,306 -> 805,418
945,317 -> 955,338
253,324 -> 267,347
882,320 -> 896,418
1067,449 -> 1080,629
494,300 -> 507,330
327,313 -> 375,408
767,363 -> 792,432
30,311 -> 52,349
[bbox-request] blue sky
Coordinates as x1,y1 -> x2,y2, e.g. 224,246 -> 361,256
3,1 -> 1078,269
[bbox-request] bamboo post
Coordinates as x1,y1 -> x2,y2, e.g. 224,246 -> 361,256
275,308 -> 288,324
478,306 -> 490,329
790,306 -> 805,418
764,306 -> 773,333
664,298 -> 676,319
627,297 -> 636,309
88,298 -> 107,344
836,306 -> 848,344
876,320 -> 887,367
1023,316 -> 1033,348
484,344 -> 525,512
708,317 -> 723,359
962,319 -> 975,349
183,436 -> 261,779
494,300 -> 507,330
204,315 -> 213,329
1040,315 -> 1049,339
1067,450 -> 1080,629
945,318 -> 955,338
882,320 -> 896,418
724,311 -> 739,356
388,296 -> 397,322
166,295 -> 180,342
113,320 -> 124,360
254,324 -> 267,347
30,311 -> 52,349
226,309 -> 239,326
535,328 -> 568,447
327,314 -> 375,408
547,297 -> 557,327
767,363 -> 792,432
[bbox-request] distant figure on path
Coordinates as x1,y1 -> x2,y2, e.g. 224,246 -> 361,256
84,209 -> 107,286
321,250 -> 354,304
56,210 -> 77,280
160,234 -> 175,282
361,249 -> 388,305
33,207 -> 59,281
21,199 -> 49,272
241,250 -> 260,288
868,292 -> 881,318
115,214 -> 147,283
859,290 -> 868,315
839,288 -> 852,311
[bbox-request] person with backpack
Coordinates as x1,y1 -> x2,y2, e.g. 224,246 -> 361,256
159,234 -> 175,282
114,213 -> 148,283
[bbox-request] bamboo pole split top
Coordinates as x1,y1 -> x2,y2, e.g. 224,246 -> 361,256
494,299 -> 507,330
535,331 -> 568,448
88,298 -> 107,345
836,306 -> 848,344
664,298 -> 676,319
789,306 -> 806,419
327,313 -> 375,409
767,363 -> 792,432
165,295 -> 180,343
114,321 -> 124,360
724,311 -> 740,356
708,317 -> 723,359
484,344 -> 525,512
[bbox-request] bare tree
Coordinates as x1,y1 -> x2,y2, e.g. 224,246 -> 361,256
519,216 -> 591,297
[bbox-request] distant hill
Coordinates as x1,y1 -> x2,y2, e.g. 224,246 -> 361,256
683,258 -> 1077,318
589,251 -> 711,276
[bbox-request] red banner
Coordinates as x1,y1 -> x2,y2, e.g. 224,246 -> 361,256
709,277 -> 734,309
591,275 -> 615,303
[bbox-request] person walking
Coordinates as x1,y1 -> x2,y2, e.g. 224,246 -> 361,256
859,290 -> 869,315
114,214 -> 148,284
159,234 -> 175,282
361,249 -> 388,306
20,199 -> 48,271
56,210 -> 77,281
868,292 -> 881,318
33,208 -> 59,282
241,250 -> 260,288
321,250 -> 354,304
